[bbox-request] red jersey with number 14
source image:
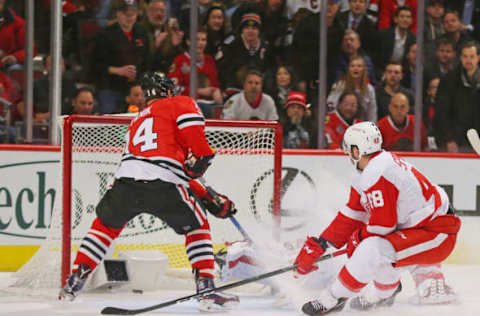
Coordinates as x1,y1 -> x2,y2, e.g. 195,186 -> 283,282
320,151 -> 450,248
115,96 -> 214,184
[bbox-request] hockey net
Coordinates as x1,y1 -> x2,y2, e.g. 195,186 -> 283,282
10,115 -> 282,292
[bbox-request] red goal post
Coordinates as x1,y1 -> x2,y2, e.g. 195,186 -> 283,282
60,115 -> 283,287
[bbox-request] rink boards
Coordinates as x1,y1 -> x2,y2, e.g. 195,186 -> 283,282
0,145 -> 479,271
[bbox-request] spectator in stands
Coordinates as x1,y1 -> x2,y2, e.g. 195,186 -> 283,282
333,29 -> 376,86
374,6 -> 416,80
424,77 -> 440,135
435,41 -> 480,152
325,91 -> 361,149
66,87 -> 97,115
375,62 -> 413,119
232,0 -> 289,63
282,91 -> 310,149
218,12 -> 274,95
441,10 -> 473,55
0,0 -> 36,68
327,56 -> 377,121
142,0 -> 169,56
222,69 -> 278,120
401,43 -> 417,91
203,3 -> 232,60
378,92 -> 428,151
94,0 -> 150,114
125,82 -> 146,113
445,0 -> 480,41
378,0 -> 417,33
264,64 -> 301,122
151,14 -> 184,74
169,27 -> 222,118
0,70 -> 18,143
424,0 -> 446,60
424,37 -> 457,88
290,0 -> 345,91
337,0 -> 377,56
17,55 -> 76,124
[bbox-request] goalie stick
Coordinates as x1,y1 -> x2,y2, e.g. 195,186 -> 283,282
100,248 -> 348,315
467,129 -> 480,155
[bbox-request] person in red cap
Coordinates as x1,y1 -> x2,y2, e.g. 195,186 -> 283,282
282,91 -> 310,149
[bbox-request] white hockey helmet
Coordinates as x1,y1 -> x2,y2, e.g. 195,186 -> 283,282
342,122 -> 382,163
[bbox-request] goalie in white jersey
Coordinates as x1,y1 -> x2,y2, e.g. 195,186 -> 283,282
294,122 -> 461,315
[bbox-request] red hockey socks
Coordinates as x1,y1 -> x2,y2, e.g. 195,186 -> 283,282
72,218 -> 123,273
185,221 -> 215,278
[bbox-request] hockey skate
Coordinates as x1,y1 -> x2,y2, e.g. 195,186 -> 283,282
195,271 -> 239,312
302,289 -> 347,315
58,264 -> 92,301
349,282 -> 402,311
410,277 -> 457,305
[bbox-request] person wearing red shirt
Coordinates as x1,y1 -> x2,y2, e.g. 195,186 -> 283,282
378,0 -> 418,33
325,91 -> 361,149
0,0 -> 37,67
377,92 -> 427,151
169,26 -> 222,118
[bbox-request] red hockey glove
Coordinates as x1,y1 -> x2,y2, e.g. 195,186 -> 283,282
185,154 -> 215,179
294,237 -> 328,275
346,229 -> 363,258
200,186 -> 237,219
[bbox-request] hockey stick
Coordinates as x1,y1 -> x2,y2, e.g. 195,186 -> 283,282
100,248 -> 348,315
467,129 -> 480,155
196,177 -> 253,242
228,215 -> 253,243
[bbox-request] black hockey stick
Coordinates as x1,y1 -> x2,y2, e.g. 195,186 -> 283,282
100,248 -> 348,315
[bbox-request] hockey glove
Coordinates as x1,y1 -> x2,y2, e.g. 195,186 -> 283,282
294,237 -> 329,275
185,154 -> 215,179
346,229 -> 362,258
200,187 -> 237,219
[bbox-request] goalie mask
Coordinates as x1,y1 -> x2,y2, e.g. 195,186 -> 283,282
140,71 -> 177,101
342,122 -> 382,167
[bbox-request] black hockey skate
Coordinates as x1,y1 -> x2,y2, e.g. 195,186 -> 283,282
195,270 -> 239,312
302,289 -> 347,315
350,282 -> 402,311
58,264 -> 92,301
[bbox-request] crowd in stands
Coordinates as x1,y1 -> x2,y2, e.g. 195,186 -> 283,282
1,0 -> 480,153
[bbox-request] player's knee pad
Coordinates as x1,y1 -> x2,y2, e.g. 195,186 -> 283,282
351,237 -> 396,268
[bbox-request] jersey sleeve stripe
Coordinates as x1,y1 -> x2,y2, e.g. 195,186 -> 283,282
339,206 -> 369,223
366,224 -> 396,236
177,117 -> 205,130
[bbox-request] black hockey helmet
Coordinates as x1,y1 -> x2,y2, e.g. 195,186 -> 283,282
140,71 -> 176,101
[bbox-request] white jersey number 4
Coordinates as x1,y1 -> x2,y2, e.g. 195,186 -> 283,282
132,117 -> 158,152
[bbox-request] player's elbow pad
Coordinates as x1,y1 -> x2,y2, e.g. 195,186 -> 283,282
185,154 -> 215,179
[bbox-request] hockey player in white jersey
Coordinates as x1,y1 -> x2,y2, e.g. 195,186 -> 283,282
293,122 -> 461,315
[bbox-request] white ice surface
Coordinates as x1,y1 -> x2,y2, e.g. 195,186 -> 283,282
1,264 -> 479,316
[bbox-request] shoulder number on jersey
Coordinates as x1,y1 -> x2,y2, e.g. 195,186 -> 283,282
132,117 -> 158,152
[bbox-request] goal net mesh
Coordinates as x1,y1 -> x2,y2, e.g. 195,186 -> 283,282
10,116 -> 281,293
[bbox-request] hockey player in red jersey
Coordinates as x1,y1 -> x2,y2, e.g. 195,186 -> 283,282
59,72 -> 239,311
294,122 -> 460,315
